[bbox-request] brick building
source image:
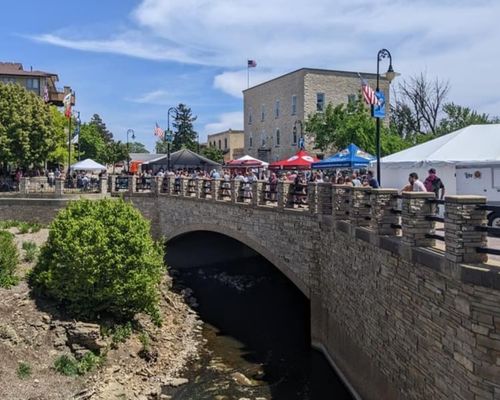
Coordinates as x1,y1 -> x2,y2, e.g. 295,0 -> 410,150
243,68 -> 390,162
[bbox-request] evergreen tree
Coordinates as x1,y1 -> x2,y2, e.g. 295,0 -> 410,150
172,104 -> 198,152
155,140 -> 169,154
89,114 -> 113,143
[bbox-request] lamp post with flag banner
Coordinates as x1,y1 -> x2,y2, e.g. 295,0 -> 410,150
127,129 -> 135,172
63,91 -> 73,183
165,107 -> 177,171
374,49 -> 398,186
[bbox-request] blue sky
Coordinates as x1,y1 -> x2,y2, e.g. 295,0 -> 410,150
2,0 -> 499,152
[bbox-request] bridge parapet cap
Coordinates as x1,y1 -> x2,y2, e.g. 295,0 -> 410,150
445,195 -> 487,204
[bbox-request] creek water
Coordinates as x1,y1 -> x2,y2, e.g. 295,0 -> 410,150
164,233 -> 354,400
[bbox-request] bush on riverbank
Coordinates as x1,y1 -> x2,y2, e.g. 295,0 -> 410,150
0,230 -> 19,288
30,198 -> 165,322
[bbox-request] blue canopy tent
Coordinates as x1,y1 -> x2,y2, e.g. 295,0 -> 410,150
311,143 -> 375,169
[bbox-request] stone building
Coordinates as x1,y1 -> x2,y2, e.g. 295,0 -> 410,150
243,68 -> 390,162
206,129 -> 245,162
0,62 -> 74,106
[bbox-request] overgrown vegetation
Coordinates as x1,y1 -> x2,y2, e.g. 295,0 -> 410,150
54,352 -> 104,376
22,241 -> 38,262
108,322 -> 133,348
16,362 -> 32,379
0,220 -> 44,233
0,231 -> 19,287
30,198 -> 165,322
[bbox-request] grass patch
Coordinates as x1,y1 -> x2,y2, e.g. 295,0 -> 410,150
18,222 -> 31,234
110,322 -> 133,348
0,220 -> 44,233
16,362 -> 32,379
22,241 -> 38,263
54,352 -> 104,376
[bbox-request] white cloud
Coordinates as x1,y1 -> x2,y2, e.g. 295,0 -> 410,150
29,0 -> 500,112
203,112 -> 243,136
213,70 -> 277,98
127,89 -> 171,105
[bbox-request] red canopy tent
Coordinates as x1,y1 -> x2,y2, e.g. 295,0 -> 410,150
269,150 -> 319,170
226,155 -> 268,168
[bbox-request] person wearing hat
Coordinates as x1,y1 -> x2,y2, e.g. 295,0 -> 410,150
424,168 -> 445,199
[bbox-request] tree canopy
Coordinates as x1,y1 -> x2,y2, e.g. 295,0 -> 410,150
202,146 -> 224,163
0,83 -> 62,169
128,142 -> 149,154
305,96 -> 410,156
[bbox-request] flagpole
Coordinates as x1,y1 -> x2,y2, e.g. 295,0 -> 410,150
247,64 -> 250,89
67,114 -> 71,183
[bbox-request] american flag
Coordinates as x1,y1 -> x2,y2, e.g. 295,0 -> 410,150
247,59 -> 257,68
359,74 -> 377,105
154,122 -> 164,139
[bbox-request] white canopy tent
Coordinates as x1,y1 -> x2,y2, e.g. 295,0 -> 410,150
70,158 -> 107,171
372,124 -> 500,199
235,155 -> 269,167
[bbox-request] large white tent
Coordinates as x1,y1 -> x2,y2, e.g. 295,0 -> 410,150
70,158 -> 107,171
372,124 -> 500,199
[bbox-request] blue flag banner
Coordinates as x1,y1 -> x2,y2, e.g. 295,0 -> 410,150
372,90 -> 386,118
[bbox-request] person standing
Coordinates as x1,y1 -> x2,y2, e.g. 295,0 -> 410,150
408,172 -> 427,192
424,168 -> 445,199
367,171 -> 379,188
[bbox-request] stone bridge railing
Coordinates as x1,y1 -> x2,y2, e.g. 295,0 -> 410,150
118,176 -> 495,266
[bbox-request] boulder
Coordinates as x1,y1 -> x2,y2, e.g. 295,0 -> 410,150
65,322 -> 107,352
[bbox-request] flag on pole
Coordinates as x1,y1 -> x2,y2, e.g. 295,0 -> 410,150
154,122 -> 164,139
63,92 -> 72,118
247,60 -> 257,68
358,74 -> 377,105
43,85 -> 49,103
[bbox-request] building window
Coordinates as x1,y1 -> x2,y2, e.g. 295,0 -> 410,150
292,129 -> 297,145
248,111 -> 252,125
292,95 -> 297,115
26,78 -> 39,90
224,138 -> 228,149
261,131 -> 266,147
218,140 -> 221,149
249,134 -> 253,148
276,129 -> 280,146
261,105 -> 265,121
348,94 -> 356,104
316,93 -> 325,112
1,77 -> 16,84
275,100 -> 280,118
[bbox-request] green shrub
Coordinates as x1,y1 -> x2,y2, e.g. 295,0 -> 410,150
111,322 -> 133,348
29,222 -> 42,233
22,241 -> 38,262
0,220 -> 18,229
16,362 -> 32,379
54,354 -> 79,376
0,231 -> 19,287
54,353 -> 104,376
18,222 -> 30,234
30,198 -> 165,321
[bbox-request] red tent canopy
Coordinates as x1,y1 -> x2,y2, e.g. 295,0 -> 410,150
269,150 -> 319,170
227,159 -> 263,168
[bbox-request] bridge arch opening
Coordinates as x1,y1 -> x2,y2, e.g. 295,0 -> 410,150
164,230 -> 352,399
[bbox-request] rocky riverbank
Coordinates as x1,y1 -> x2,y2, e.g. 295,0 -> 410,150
0,227 -> 203,400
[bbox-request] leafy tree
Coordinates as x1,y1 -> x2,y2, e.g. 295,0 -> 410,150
128,142 -> 149,153
437,103 -> 499,135
305,96 -> 410,156
155,140 -> 170,154
172,104 -> 198,152
103,141 -> 129,169
79,123 -> 106,162
0,83 -> 60,169
202,146 -> 224,163
30,198 -> 165,321
47,106 -> 74,166
89,114 -> 113,143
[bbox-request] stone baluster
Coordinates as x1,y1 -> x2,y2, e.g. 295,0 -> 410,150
230,180 -> 237,203
332,185 -> 350,220
257,180 -> 267,205
316,183 -> 332,216
19,177 -> 29,194
99,177 -> 108,194
55,179 -> 64,197
110,175 -> 116,192
180,178 -> 188,197
307,182 -> 317,214
193,179 -> 201,198
277,181 -> 285,210
128,176 -> 136,194
401,192 -> 436,247
349,187 -> 372,227
283,182 -> 293,208
251,181 -> 259,207
211,179 -> 220,201
154,177 -> 162,196
167,176 -> 175,195
444,196 -> 488,264
370,189 -> 401,235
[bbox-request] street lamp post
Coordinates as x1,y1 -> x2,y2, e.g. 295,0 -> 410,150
375,48 -> 398,186
165,107 -> 176,171
126,129 -> 135,172
75,111 -> 81,161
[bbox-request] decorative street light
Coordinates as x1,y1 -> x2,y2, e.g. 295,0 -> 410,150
374,48 -> 399,186
126,129 -> 135,172
165,107 -> 176,171
293,120 -> 304,150
75,111 -> 81,161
